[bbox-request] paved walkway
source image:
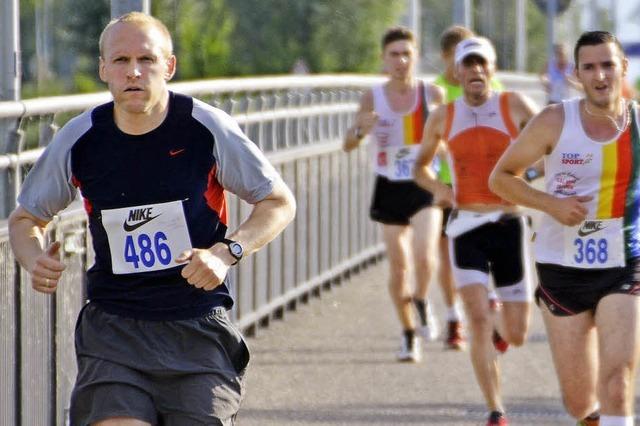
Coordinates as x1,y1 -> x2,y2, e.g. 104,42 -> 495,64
237,259 -> 639,426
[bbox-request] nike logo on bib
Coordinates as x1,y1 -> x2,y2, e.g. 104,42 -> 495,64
577,220 -> 605,237
123,208 -> 162,232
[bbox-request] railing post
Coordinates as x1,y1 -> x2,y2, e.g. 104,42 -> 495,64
0,0 -> 21,219
111,0 -> 150,18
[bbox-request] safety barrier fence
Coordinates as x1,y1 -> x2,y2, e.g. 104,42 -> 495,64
0,73 -> 543,425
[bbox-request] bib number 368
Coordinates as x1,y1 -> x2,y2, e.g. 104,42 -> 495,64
124,232 -> 172,269
562,218 -> 624,268
572,237 -> 608,265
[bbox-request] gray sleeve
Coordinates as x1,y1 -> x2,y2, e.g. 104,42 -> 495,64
192,99 -> 281,204
17,111 -> 92,220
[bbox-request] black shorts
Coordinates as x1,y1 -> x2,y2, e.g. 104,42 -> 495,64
369,175 -> 433,225
450,214 -> 532,302
535,259 -> 640,316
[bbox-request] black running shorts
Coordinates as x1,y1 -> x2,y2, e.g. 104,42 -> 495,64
369,175 -> 434,225
535,258 -> 640,316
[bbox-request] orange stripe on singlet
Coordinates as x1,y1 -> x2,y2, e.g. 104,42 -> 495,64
444,103 -> 455,140
499,92 -> 519,138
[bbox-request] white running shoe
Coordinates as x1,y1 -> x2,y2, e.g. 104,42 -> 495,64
417,306 -> 440,342
396,335 -> 421,362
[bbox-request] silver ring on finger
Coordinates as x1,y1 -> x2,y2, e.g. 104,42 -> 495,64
45,278 -> 51,287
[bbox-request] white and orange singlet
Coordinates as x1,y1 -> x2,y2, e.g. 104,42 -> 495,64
443,92 -> 519,207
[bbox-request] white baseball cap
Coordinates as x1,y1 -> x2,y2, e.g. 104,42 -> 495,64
454,37 -> 496,65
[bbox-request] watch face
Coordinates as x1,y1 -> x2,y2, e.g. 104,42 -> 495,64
229,242 -> 243,257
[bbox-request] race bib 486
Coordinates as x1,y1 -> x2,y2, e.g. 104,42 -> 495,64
101,200 -> 192,274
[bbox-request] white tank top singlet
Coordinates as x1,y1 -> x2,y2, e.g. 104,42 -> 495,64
371,81 -> 430,181
535,99 -> 640,267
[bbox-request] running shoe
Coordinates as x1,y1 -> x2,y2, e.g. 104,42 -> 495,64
396,335 -> 421,363
416,306 -> 440,342
486,410 -> 508,426
417,321 -> 439,343
576,412 -> 600,426
445,320 -> 466,350
492,329 -> 509,354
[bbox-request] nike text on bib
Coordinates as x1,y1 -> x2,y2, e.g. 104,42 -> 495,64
101,200 -> 193,274
386,145 -> 420,181
563,218 -> 625,268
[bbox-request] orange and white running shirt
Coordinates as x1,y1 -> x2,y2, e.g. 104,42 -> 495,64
371,81 -> 430,181
535,99 -> 640,268
444,92 -> 519,205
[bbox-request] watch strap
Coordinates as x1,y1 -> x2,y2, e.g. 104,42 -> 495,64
221,238 -> 242,264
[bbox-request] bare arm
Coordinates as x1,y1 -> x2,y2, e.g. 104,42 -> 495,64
509,91 -> 539,130
225,178 -> 296,255
539,62 -> 551,92
343,90 -> 377,152
414,105 -> 453,207
489,104 -> 592,225
427,83 -> 445,109
567,73 -> 583,92
9,206 -> 66,294
178,178 -> 296,290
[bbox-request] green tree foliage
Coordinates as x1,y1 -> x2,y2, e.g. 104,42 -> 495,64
307,0 -> 405,73
526,1 -> 548,74
18,0 -> 408,90
225,0 -> 405,75
225,0 -> 311,75
154,0 -> 235,79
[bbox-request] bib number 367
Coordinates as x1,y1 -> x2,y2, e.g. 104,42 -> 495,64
386,145 -> 419,181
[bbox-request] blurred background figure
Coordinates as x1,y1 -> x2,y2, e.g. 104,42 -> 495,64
539,43 -> 582,104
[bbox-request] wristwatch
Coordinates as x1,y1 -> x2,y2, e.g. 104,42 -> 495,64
354,126 -> 364,139
222,238 -> 244,265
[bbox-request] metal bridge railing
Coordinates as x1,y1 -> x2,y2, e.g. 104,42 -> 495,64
0,73 -> 544,426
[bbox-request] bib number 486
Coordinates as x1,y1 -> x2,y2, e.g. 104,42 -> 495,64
573,237 -> 608,265
124,232 -> 172,269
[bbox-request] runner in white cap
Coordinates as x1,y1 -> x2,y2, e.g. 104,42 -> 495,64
415,36 -> 538,425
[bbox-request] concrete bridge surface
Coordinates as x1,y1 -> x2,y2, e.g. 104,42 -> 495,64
237,259 -> 640,426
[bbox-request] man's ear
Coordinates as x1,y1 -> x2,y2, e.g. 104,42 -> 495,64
98,57 -> 107,83
165,55 -> 177,81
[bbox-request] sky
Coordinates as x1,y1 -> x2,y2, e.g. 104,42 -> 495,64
611,0 -> 640,82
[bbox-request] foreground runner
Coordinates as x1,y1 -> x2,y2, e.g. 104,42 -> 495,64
9,12 -> 295,425
344,27 -> 443,362
490,31 -> 639,426
415,36 -> 536,425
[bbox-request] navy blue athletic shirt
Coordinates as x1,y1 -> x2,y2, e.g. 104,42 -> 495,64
18,92 -> 279,320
